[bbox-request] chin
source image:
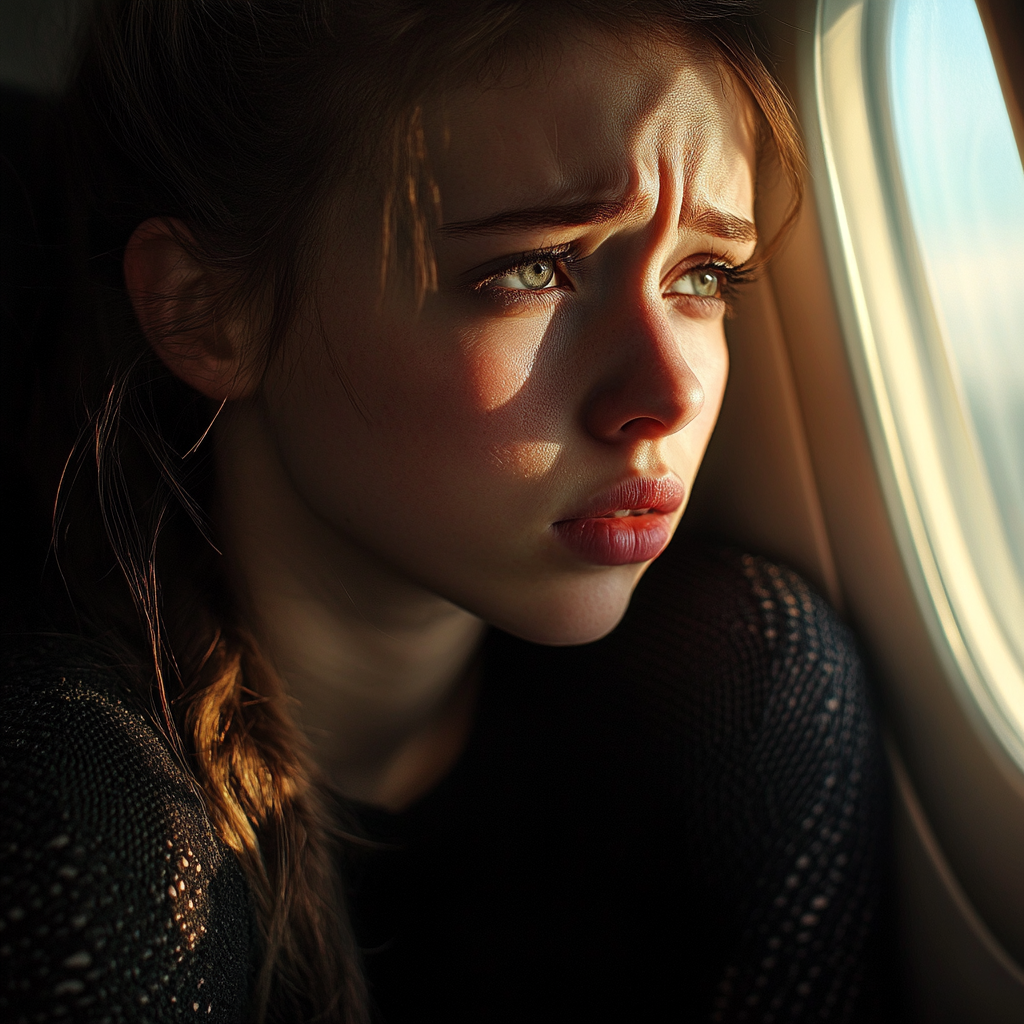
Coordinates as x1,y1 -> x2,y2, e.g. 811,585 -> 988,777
481,566 -> 644,647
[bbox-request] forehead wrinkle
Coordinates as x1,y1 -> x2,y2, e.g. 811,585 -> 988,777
433,36 -> 754,242
668,112 -> 756,242
516,44 -> 685,212
675,117 -> 715,208
438,166 -> 644,236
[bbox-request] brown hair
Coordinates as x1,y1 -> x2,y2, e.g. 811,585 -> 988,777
39,2 -> 804,1021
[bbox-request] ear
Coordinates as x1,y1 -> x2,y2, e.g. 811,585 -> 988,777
123,218 -> 258,401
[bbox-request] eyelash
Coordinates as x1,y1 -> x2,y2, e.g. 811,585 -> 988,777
473,245 -> 753,306
685,259 -> 755,305
474,242 -> 583,293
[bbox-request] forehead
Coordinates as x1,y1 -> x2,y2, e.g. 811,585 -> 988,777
426,26 -> 758,225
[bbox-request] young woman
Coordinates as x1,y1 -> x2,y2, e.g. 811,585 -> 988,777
1,1 -> 886,1021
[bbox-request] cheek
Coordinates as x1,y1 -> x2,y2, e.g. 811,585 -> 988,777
694,329 -> 729,444
283,306 -> 573,498
488,440 -> 563,480
669,326 -> 729,470
464,324 -> 540,413
454,316 -> 571,480
701,329 -> 730,418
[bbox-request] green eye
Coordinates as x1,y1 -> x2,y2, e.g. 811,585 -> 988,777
493,259 -> 557,291
668,268 -> 722,297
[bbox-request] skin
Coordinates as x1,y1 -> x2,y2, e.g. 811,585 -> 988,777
125,26 -> 757,808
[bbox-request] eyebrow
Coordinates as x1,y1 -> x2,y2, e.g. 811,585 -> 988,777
439,196 -> 757,246
686,206 -> 758,244
439,199 -> 635,237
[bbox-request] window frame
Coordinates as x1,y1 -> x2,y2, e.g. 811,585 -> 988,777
809,0 -> 1024,774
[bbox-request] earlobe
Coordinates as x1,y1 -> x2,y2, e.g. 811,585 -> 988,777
123,218 -> 256,401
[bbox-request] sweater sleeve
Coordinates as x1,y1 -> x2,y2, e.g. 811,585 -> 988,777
0,668 -> 257,1024
706,557 -> 887,1024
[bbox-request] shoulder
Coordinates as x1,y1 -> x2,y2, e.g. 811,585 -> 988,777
624,541 -> 886,859
613,543 -> 883,816
1,634 -> 197,822
622,543 -> 868,719
642,542 -> 859,665
631,551 -> 888,1019
1,635 -> 257,1023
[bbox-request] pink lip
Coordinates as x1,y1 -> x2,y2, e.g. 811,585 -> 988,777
552,477 -> 685,566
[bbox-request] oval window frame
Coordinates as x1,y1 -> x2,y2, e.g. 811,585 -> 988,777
810,0 -> 1024,774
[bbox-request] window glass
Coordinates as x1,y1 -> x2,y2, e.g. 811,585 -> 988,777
888,0 -> 1024,579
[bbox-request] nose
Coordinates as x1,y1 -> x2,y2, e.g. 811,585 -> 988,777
582,296 -> 707,444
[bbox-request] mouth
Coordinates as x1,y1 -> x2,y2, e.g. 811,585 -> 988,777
556,476 -> 685,523
552,477 -> 685,566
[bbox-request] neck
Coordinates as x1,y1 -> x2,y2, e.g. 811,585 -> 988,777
215,400 -> 486,810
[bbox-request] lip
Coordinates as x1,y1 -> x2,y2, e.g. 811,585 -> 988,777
552,476 -> 685,566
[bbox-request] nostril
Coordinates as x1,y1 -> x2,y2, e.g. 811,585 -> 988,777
585,361 -> 708,441
616,375 -> 704,436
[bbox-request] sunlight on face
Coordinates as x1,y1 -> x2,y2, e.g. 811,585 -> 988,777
258,25 -> 757,644
489,439 -> 564,479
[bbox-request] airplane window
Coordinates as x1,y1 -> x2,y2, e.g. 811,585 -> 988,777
889,0 -> 1024,618
814,0 -> 1024,770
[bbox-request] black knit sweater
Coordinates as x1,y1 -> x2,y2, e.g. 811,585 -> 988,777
1,545 -> 887,1023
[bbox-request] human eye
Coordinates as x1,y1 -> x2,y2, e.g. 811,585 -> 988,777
489,257 -> 560,291
665,266 -> 728,298
473,243 -> 579,298
663,258 -> 755,313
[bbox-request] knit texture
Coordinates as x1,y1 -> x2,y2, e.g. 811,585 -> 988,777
2,544 -> 886,1022
0,643 -> 256,1023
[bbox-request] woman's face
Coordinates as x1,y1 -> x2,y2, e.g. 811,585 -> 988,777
255,28 -> 757,645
